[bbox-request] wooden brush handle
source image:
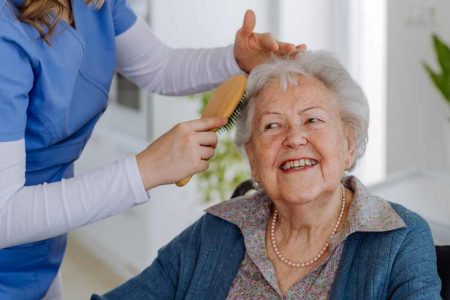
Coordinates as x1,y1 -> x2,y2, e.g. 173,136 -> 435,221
176,176 -> 191,187
175,75 -> 247,188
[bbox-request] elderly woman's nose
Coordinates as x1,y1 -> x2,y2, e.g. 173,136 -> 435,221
282,126 -> 308,148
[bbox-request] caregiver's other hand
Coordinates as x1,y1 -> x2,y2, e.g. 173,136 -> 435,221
136,117 -> 227,190
234,10 -> 306,73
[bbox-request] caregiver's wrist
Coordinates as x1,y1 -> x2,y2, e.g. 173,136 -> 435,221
135,153 -> 164,190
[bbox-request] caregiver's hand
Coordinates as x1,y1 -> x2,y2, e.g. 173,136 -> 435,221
234,10 -> 306,73
136,117 -> 227,190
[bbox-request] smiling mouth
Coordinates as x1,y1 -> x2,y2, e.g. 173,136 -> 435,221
280,158 -> 318,171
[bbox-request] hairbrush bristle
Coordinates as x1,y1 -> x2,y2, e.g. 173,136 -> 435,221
217,94 -> 249,134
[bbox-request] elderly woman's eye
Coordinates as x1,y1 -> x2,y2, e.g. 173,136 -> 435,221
264,123 -> 279,130
307,118 -> 322,124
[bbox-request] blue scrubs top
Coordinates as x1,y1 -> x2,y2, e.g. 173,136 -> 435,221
0,0 -> 136,298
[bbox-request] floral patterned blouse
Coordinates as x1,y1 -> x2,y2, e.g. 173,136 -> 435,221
206,176 -> 406,300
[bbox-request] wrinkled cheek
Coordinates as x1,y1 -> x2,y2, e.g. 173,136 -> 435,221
320,157 -> 343,178
256,158 -> 273,180
252,135 -> 283,180
249,151 -> 267,179
326,140 -> 348,166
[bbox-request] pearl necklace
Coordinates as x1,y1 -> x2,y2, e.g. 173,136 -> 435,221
270,185 -> 346,268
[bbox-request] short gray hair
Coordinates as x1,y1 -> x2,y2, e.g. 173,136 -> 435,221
234,51 -> 369,169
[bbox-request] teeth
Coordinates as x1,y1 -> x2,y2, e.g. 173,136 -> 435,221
281,159 -> 317,170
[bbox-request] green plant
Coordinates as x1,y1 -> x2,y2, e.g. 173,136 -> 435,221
194,92 -> 250,202
423,34 -> 450,104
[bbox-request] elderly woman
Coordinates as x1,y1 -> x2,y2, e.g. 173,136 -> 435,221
93,52 -> 441,299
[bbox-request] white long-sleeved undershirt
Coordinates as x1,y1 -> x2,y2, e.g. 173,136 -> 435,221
0,140 -> 148,249
116,16 -> 244,95
0,16 -> 242,250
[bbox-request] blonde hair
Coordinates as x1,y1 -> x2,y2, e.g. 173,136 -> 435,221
17,0 -> 105,44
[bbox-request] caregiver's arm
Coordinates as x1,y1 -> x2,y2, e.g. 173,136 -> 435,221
115,16 -> 240,95
0,117 -> 225,249
115,11 -> 299,96
0,140 -> 147,249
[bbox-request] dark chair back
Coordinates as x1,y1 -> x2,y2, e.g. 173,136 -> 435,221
436,245 -> 450,299
231,179 -> 257,198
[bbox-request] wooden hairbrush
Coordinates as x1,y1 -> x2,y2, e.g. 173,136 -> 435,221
176,75 -> 248,187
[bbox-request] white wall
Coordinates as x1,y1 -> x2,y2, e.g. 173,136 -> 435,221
151,1 -> 277,48
348,0 -> 387,184
278,0 -> 333,50
386,0 -> 450,174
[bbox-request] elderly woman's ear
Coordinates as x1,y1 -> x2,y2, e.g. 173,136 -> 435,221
344,127 -> 356,170
244,143 -> 258,181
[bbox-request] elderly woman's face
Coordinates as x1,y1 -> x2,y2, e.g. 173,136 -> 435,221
245,76 -> 355,204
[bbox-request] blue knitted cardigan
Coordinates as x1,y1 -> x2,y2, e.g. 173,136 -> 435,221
93,202 -> 441,299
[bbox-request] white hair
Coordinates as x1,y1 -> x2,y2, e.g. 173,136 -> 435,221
234,51 -> 370,169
